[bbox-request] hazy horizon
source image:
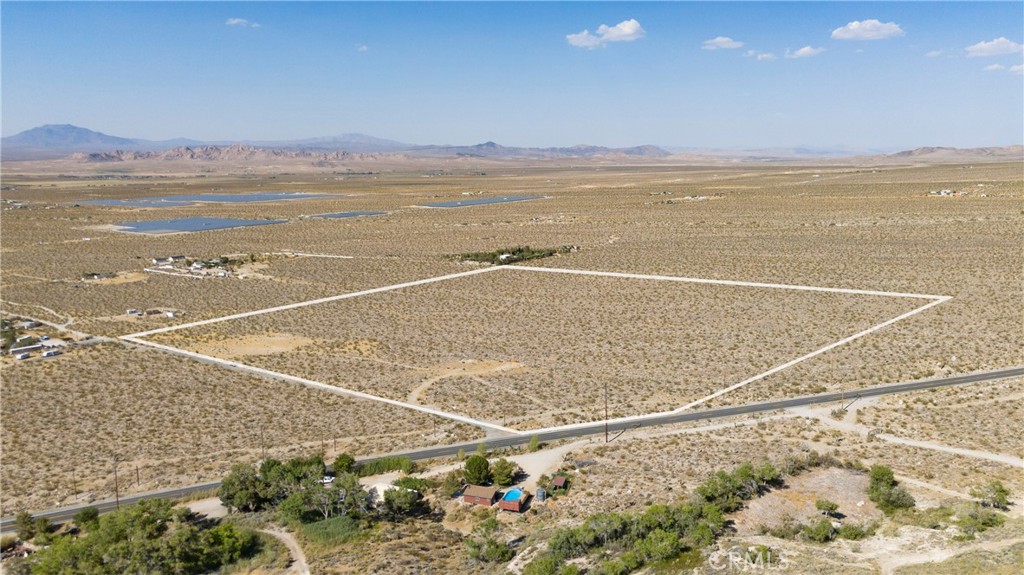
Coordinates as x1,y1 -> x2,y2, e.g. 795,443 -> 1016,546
2,2 -> 1022,150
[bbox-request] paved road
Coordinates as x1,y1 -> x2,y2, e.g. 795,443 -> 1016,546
3,366 -> 1020,533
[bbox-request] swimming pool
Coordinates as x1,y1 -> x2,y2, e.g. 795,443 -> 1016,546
418,195 -> 544,208
502,488 -> 525,501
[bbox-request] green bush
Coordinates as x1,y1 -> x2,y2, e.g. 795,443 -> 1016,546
73,507 -> 100,530
356,456 -> 414,477
392,476 -> 431,492
802,518 -> 837,543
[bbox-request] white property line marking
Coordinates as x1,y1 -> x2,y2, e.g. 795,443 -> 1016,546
507,265 -> 947,300
673,296 -> 951,412
121,263 -> 952,437
124,266 -> 502,339
121,335 -> 518,435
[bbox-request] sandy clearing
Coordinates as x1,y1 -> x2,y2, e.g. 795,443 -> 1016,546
181,496 -> 228,519
86,271 -> 148,285
191,333 -> 317,359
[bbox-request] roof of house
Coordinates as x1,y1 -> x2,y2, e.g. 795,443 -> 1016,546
463,485 -> 498,499
551,476 -> 567,487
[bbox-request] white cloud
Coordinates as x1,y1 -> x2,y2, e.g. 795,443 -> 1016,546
983,64 -> 1006,71
567,19 -> 645,49
702,36 -> 744,50
786,46 -> 826,59
356,44 -> 369,53
925,50 -> 943,58
1011,64 -> 1024,75
831,19 -> 904,41
745,50 -> 777,61
965,37 -> 1024,57
226,18 -> 260,28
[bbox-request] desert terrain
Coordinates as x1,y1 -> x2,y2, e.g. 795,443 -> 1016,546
1,155 -> 1021,572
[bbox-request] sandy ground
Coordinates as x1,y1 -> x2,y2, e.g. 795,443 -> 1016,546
408,359 -> 526,403
85,272 -> 148,285
191,333 -> 316,359
181,496 -> 228,519
788,404 -> 1024,467
260,528 -> 310,575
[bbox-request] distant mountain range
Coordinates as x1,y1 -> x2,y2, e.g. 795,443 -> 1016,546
0,124 -> 672,160
2,124 -> 1021,163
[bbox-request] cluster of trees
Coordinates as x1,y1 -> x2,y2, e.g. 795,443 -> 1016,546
523,461 -> 782,575
219,453 -> 429,525
867,465 -> 915,514
457,245 -> 573,265
219,454 -> 368,522
463,454 -> 521,487
6,500 -> 258,575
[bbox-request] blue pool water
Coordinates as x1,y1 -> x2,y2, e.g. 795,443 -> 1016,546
502,488 -> 524,501
312,211 -> 387,219
419,195 -> 543,208
115,217 -> 287,234
85,192 -> 331,207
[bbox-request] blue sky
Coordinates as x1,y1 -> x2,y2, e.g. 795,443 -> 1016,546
2,2 -> 1022,149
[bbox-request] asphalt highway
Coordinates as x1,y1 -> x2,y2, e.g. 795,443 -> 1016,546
3,365 -> 1020,532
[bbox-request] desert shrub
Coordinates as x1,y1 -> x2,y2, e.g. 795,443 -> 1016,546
392,476 -> 431,492
969,479 -> 1011,510
867,464 -> 915,514
1,535 -> 18,552
802,518 -> 837,543
837,523 -> 874,540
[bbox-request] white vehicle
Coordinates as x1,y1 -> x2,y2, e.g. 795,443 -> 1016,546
320,475 -> 335,485
39,335 -> 50,341
15,353 -> 30,360
42,349 -> 61,358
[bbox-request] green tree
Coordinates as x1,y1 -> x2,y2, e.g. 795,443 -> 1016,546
333,453 -> 356,474
456,448 -> 466,461
219,463 -> 267,512
815,499 -> 839,519
523,553 -> 562,575
439,470 -> 464,498
634,528 -> 681,562
32,517 -> 53,545
463,455 -> 491,485
970,479 -> 1011,510
383,487 -> 420,519
491,458 -> 519,486
14,512 -> 34,541
529,435 -> 541,452
336,472 -> 369,515
476,442 -> 488,457
73,507 -> 100,531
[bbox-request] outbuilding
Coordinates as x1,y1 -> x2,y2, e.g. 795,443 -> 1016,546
462,485 -> 498,507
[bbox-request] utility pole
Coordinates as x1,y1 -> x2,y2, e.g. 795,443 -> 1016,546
604,380 -> 609,443
112,456 -> 121,510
